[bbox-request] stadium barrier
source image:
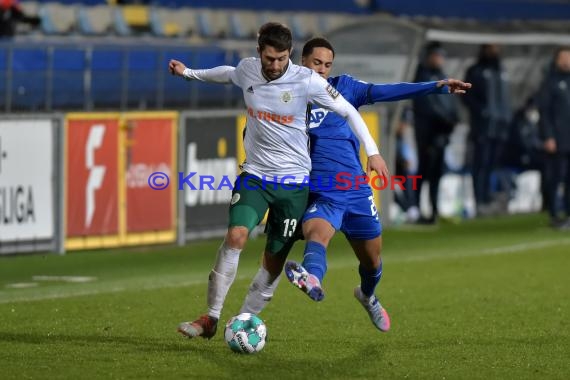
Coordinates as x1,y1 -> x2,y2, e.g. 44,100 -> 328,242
0,114 -> 65,255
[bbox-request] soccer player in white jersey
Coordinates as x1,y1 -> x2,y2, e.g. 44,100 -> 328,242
168,22 -> 388,339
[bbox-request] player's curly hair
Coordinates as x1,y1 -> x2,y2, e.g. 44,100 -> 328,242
302,37 -> 335,58
258,22 -> 292,52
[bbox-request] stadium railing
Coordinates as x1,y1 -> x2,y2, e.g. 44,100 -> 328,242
0,40 -> 243,112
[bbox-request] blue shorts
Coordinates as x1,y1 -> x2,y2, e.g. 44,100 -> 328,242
302,192 -> 382,240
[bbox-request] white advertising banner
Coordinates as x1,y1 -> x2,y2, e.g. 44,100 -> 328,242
0,120 -> 54,242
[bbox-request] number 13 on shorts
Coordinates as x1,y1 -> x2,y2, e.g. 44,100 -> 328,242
282,218 -> 298,237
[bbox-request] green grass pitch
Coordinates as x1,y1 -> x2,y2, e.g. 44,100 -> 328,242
1,213 -> 569,379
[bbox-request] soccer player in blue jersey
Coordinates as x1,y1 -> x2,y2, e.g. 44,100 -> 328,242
284,37 -> 471,332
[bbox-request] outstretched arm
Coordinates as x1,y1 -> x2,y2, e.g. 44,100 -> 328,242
366,79 -> 471,104
168,59 -> 235,84
308,72 -> 388,178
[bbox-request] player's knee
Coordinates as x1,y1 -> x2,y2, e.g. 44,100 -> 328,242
226,227 -> 249,249
303,222 -> 333,246
361,250 -> 381,269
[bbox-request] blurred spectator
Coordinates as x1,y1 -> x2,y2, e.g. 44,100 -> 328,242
394,106 -> 420,223
503,96 -> 542,171
537,46 -> 570,229
0,0 -> 40,38
500,96 -> 545,209
463,44 -> 513,216
412,41 -> 460,224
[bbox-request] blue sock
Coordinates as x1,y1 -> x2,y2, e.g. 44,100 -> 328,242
359,261 -> 382,297
302,241 -> 327,283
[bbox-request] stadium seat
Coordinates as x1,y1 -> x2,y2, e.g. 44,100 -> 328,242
319,13 -> 359,34
258,11 -> 293,30
112,6 -> 132,36
55,0 -> 103,4
228,10 -> 259,39
77,5 -> 113,35
11,49 -> 48,110
38,3 -> 78,35
259,11 -> 322,40
149,6 -> 184,38
113,5 -> 153,36
121,4 -> 151,33
290,13 -> 322,40
51,49 -> 86,109
165,7 -> 200,38
196,9 -> 230,39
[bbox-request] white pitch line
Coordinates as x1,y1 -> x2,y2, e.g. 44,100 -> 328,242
385,238 -> 570,264
0,275 -> 250,304
1,238 -> 569,304
4,283 -> 38,289
32,276 -> 97,283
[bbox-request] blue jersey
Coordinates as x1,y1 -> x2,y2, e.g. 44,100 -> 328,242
308,74 -> 445,199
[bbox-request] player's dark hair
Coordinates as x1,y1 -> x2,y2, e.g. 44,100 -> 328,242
258,22 -> 292,52
302,37 -> 335,58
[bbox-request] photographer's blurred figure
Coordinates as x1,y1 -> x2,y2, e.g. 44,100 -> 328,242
0,0 -> 40,38
537,47 -> 570,229
463,44 -> 513,216
412,42 -> 460,224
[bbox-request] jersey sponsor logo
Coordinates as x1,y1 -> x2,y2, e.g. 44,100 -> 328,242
326,84 -> 340,100
308,108 -> 329,129
247,107 -> 294,125
280,91 -> 292,103
247,86 -> 254,93
307,204 -> 318,213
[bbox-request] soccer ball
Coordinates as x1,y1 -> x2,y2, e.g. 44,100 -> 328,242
224,313 -> 267,354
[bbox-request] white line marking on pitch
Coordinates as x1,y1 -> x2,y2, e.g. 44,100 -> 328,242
32,276 -> 97,283
1,238 -> 569,304
385,238 -> 570,263
4,283 -> 38,289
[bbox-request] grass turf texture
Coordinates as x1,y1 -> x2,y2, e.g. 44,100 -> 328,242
1,213 -> 569,379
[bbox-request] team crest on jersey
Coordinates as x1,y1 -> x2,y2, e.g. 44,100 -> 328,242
280,91 -> 292,103
325,84 -> 340,100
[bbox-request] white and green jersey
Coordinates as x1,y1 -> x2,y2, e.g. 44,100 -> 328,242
183,57 -> 378,183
